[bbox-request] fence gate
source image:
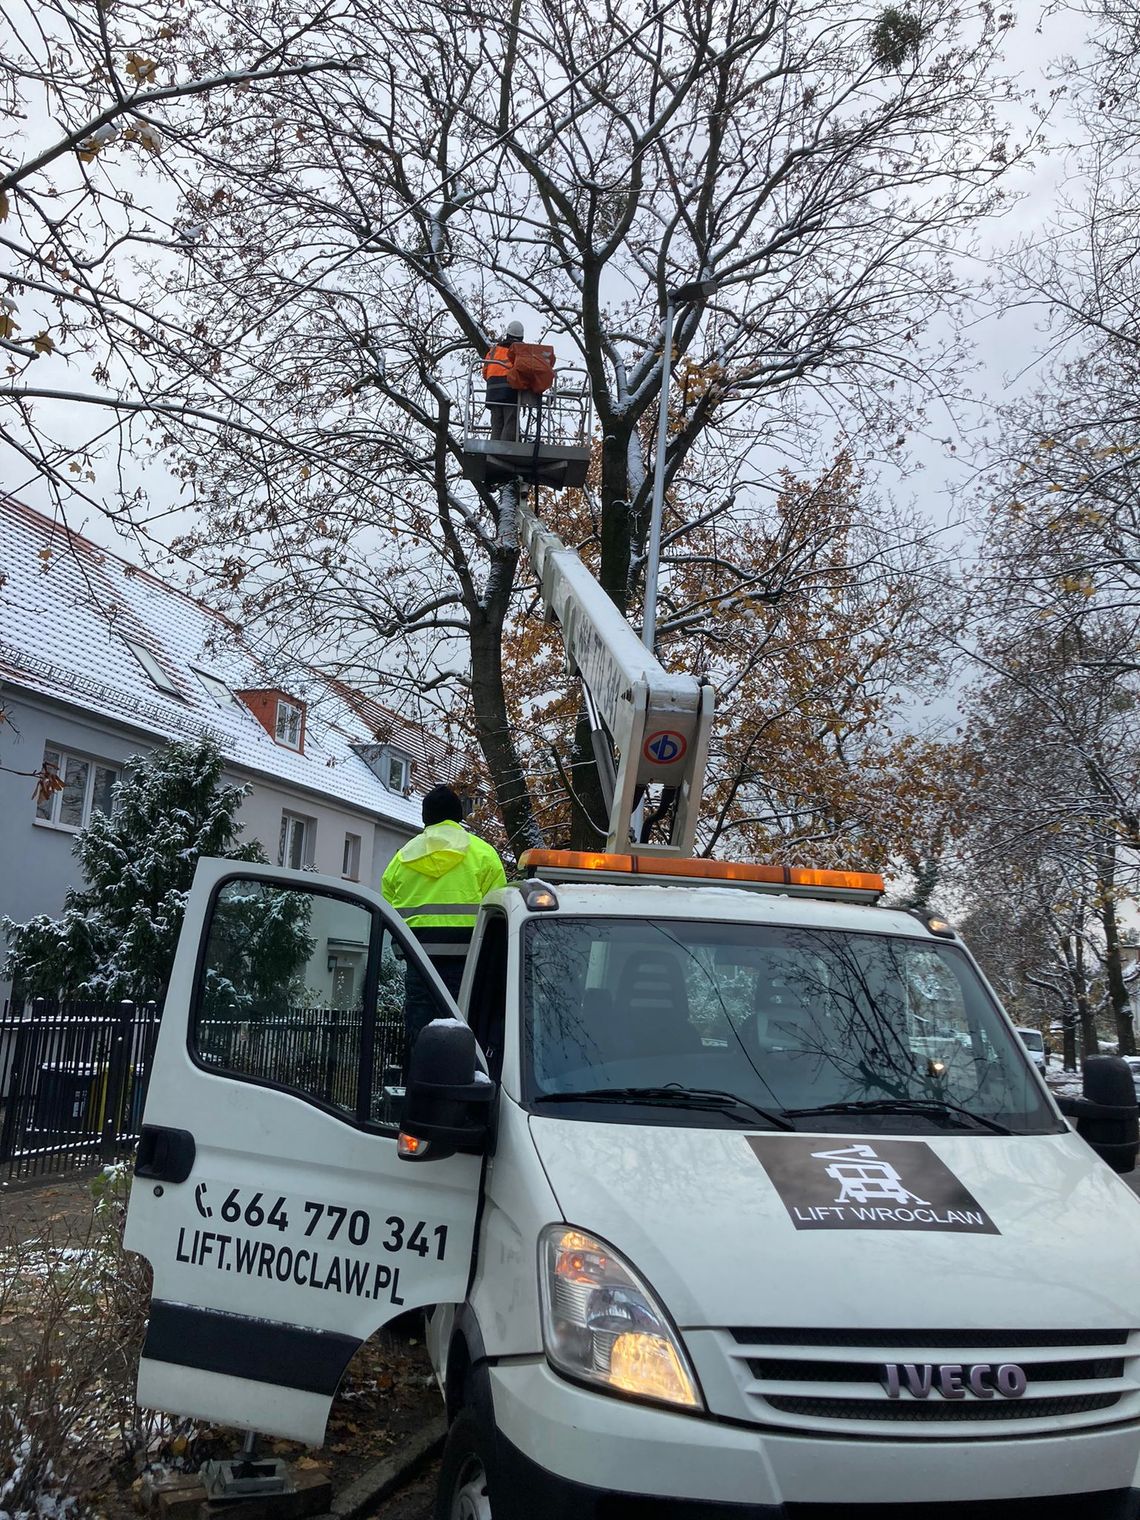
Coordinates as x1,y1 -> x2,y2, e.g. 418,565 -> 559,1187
0,999 -> 160,1184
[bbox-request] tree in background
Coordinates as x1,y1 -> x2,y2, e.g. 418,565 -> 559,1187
957,0 -> 1140,1070
979,375 -> 1140,677
4,737 -> 267,1003
197,880 -> 315,1018
0,0 -> 347,516
1009,0 -> 1140,366
151,0 -> 1027,855
499,450 -> 970,874
955,831 -> 1100,1070
983,0 -> 1140,677
957,618 -> 1140,1059
970,0 -> 1140,1056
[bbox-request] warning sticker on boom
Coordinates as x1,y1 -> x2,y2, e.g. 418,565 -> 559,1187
643,730 -> 687,765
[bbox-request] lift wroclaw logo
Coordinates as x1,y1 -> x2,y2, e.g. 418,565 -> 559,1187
748,1136 -> 999,1234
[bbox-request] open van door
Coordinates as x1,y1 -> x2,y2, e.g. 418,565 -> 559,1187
123,859 -> 483,1446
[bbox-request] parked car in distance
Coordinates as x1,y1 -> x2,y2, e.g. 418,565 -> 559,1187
1121,1055 -> 1140,1102
1015,1026 -> 1048,1072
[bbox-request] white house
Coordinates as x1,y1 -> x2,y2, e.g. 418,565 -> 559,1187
0,497 -> 469,1012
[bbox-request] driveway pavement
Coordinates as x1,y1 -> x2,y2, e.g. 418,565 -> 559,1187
367,1464 -> 438,1519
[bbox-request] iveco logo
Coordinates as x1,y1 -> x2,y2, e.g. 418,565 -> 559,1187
882,1363 -> 1029,1400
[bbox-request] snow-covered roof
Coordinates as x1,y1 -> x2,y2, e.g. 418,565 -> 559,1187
0,497 -> 468,828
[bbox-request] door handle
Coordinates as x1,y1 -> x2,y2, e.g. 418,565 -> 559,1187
135,1125 -> 196,1183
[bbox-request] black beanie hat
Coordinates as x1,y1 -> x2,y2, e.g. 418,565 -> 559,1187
423,784 -> 464,827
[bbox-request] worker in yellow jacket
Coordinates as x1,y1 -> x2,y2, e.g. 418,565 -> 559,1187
382,784 -> 506,1053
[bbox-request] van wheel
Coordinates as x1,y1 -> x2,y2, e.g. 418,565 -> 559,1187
435,1409 -> 494,1520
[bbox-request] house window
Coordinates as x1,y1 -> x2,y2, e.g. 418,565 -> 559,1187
123,639 -> 181,697
351,742 -> 414,792
278,812 -> 314,870
192,669 -> 236,707
275,700 -> 303,751
34,747 -> 120,830
342,832 -> 362,881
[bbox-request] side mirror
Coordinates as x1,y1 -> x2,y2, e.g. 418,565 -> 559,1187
1056,1055 -> 1139,1175
398,1020 -> 494,1163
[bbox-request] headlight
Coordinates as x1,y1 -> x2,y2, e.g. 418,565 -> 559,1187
537,1224 -> 702,1411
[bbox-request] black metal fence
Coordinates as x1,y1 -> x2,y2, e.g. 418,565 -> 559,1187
0,1000 -> 410,1183
197,1007 -> 407,1125
0,999 -> 160,1184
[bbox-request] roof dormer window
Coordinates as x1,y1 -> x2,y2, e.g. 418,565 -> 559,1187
235,687 -> 307,751
275,699 -> 303,751
351,741 -> 412,793
123,638 -> 180,697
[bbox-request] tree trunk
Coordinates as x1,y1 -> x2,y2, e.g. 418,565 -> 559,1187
465,491 -> 542,863
1073,934 -> 1099,1063
1061,1008 -> 1078,1072
565,706 -> 615,851
469,608 -> 542,863
1098,843 -> 1135,1055
598,423 -> 634,614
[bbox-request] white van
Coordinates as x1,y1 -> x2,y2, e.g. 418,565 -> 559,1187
1014,1026 -> 1048,1073
125,855 -> 1140,1518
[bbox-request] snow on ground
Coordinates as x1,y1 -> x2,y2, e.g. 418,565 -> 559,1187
1046,1070 -> 1084,1100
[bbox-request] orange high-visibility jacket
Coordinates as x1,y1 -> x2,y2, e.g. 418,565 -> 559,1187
483,344 -> 515,381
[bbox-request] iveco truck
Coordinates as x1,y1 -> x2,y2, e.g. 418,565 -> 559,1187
124,496 -> 1140,1517
124,849 -> 1140,1518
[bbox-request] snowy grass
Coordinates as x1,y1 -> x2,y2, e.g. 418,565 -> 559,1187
0,1165 -> 185,1520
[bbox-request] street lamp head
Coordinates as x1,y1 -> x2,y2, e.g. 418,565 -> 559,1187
668,276 -> 719,304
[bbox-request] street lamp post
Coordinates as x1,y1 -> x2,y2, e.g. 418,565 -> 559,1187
641,297 -> 675,657
633,276 -> 717,845
640,276 -> 718,655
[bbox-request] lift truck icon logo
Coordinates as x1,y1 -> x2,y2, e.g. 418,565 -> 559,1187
813,1144 -> 929,1208
747,1135 -> 999,1234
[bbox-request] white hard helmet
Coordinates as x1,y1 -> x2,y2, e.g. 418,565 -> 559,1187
505,319 -> 524,339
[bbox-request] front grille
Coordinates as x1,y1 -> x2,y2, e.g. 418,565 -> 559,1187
766,1391 -> 1121,1421
711,1327 -> 1140,1439
730,1326 -> 1130,1349
746,1356 -> 1125,1384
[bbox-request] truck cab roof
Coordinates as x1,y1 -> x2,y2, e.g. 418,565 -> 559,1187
487,877 -> 939,941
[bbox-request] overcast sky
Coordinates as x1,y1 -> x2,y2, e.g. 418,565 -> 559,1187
6,2 -> 1098,610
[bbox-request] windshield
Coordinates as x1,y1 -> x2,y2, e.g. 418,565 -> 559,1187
522,918 -> 1060,1134
1017,1029 -> 1044,1052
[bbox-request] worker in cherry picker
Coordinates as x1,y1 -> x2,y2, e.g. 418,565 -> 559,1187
483,318 -> 525,441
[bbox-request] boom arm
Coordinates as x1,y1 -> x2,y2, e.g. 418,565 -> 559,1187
518,499 -> 714,857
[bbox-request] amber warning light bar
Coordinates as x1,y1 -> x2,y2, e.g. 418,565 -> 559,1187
518,850 -> 885,903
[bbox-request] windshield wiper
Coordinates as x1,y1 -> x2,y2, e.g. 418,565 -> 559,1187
534,1083 -> 794,1131
783,1097 -> 1014,1135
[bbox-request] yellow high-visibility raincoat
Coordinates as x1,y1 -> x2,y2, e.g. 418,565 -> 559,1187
381,821 -> 506,930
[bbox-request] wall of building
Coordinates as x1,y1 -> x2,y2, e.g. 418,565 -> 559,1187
0,694 -> 150,960
0,690 -> 415,1012
236,776 -> 411,891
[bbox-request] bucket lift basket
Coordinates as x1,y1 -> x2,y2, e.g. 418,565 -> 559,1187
461,362 -> 592,490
